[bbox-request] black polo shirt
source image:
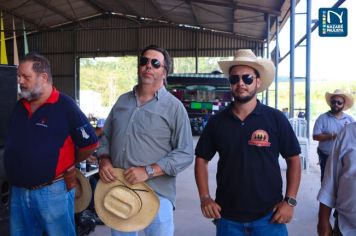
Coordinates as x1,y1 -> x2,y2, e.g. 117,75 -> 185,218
195,101 -> 300,222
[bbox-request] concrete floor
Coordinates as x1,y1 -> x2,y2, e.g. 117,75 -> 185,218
90,138 -> 322,236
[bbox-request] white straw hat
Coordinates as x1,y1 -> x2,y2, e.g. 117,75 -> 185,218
75,169 -> 92,213
218,49 -> 275,93
325,89 -> 354,111
94,168 -> 159,232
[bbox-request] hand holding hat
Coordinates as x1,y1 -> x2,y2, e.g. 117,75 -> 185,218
94,168 -> 160,232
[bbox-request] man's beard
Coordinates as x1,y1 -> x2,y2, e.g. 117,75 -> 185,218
233,85 -> 257,104
20,80 -> 43,101
330,105 -> 343,114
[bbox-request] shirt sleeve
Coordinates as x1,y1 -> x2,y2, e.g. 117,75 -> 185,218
317,127 -> 343,208
65,97 -> 98,148
156,102 -> 194,176
96,107 -> 113,157
278,114 -> 301,159
313,115 -> 324,136
194,115 -> 218,161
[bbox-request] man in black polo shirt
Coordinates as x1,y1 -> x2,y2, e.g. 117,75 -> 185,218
195,49 -> 301,236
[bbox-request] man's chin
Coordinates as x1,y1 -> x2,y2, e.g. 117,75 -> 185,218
234,95 -> 254,104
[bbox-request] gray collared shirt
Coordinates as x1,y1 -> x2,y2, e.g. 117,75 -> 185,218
317,122 -> 356,235
313,111 -> 354,155
97,86 -> 194,206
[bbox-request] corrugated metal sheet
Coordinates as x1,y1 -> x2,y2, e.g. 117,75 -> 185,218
9,15 -> 263,98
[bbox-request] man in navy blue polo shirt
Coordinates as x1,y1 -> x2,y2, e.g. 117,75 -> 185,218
3,52 -> 98,236
195,49 -> 301,236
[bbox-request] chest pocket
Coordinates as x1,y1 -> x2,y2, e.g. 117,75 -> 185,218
134,110 -> 170,137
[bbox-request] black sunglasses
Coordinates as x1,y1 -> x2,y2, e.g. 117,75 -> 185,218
229,74 -> 255,85
330,100 -> 344,105
139,56 -> 163,69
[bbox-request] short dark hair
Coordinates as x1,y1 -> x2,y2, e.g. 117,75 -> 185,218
140,45 -> 172,75
20,52 -> 53,83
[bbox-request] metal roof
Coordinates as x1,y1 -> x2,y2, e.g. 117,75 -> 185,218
1,0 -> 295,42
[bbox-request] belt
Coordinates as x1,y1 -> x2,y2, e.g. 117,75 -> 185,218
28,174 -> 65,190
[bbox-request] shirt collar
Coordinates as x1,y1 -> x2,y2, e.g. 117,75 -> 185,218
228,99 -> 262,117
21,87 -> 60,113
327,111 -> 346,119
133,85 -> 167,100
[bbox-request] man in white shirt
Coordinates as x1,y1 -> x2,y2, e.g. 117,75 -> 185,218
317,122 -> 356,236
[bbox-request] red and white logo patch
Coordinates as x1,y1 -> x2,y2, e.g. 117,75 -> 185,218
248,129 -> 271,147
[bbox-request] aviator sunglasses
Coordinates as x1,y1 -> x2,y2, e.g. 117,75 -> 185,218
330,100 -> 344,106
229,74 -> 255,85
139,56 -> 163,69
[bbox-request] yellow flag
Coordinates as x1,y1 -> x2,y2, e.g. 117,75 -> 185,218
0,12 -> 8,64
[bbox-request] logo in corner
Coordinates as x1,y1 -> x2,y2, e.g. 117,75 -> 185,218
248,129 -> 271,147
319,8 -> 347,37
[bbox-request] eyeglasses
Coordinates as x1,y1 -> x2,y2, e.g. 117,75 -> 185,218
139,56 -> 163,69
330,100 -> 344,106
229,74 -> 255,85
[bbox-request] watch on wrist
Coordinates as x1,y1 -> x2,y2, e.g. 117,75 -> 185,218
284,196 -> 297,207
145,165 -> 155,179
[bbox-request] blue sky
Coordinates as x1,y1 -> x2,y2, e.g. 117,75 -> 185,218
276,0 -> 354,83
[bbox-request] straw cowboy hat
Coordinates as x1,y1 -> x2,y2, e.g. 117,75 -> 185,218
75,169 -> 92,213
94,168 -> 160,232
218,49 -> 275,93
325,89 -> 354,111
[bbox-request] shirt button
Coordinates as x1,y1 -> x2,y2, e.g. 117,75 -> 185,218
241,122 -> 245,126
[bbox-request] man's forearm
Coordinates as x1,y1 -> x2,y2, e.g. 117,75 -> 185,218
318,203 -> 332,222
313,133 -> 335,142
285,155 -> 301,198
76,146 -> 98,163
195,157 -> 211,201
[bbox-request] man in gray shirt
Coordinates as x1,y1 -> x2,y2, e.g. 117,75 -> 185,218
96,45 -> 194,236
313,89 -> 354,181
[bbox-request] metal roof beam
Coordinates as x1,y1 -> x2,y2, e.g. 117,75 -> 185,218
0,9 -> 40,28
82,0 -> 107,13
186,0 -> 281,16
32,0 -> 76,22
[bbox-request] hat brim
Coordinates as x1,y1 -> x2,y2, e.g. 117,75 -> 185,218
325,92 -> 354,111
218,58 -> 275,93
75,169 -> 92,213
94,168 -> 160,232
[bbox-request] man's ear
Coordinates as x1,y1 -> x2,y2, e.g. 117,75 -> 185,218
40,72 -> 49,83
256,77 -> 261,89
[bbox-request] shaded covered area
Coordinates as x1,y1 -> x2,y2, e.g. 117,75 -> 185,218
0,0 -> 296,99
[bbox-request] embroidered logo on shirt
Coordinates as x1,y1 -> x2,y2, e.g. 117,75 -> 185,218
248,129 -> 271,147
80,128 -> 90,139
35,118 -> 48,128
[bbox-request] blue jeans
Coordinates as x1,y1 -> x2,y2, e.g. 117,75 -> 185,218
111,196 -> 174,236
216,212 -> 288,236
10,180 -> 76,236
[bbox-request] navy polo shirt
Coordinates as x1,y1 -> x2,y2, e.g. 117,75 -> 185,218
195,101 -> 301,222
4,88 -> 98,189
